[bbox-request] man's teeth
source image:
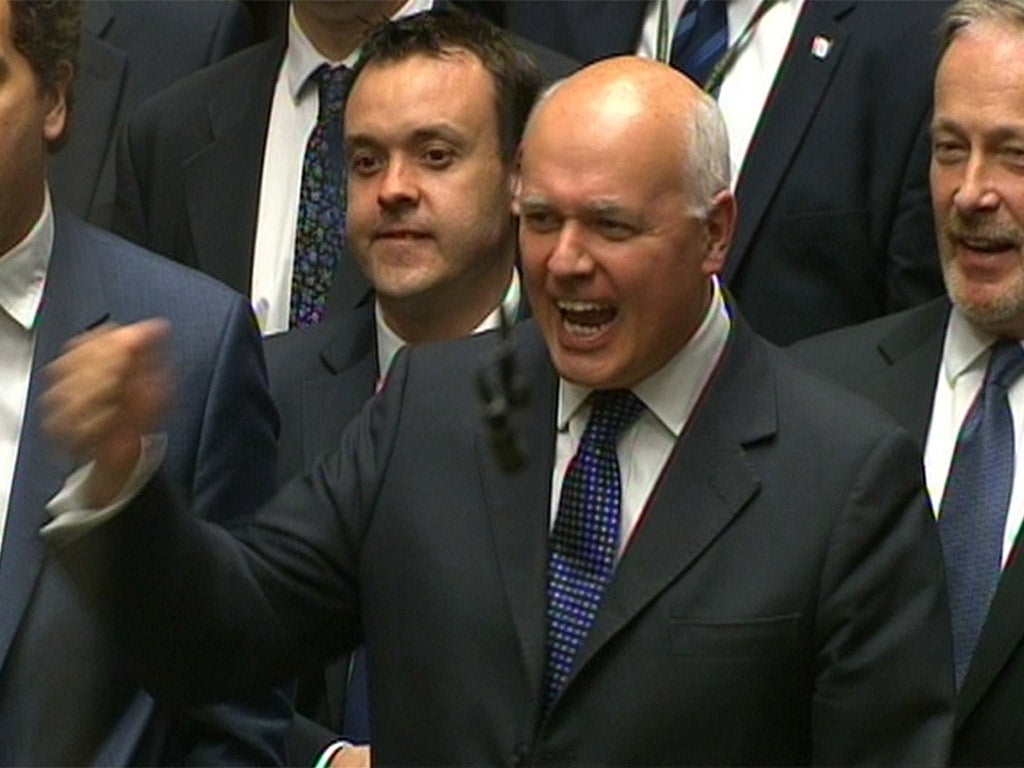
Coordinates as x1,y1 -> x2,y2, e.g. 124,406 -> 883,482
557,301 -> 615,333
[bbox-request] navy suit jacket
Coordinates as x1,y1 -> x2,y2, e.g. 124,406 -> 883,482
49,0 -> 254,228
265,288 -> 530,762
59,310 -> 954,765
791,298 -> 1024,766
0,211 -> 288,765
111,18 -> 577,314
503,0 -> 948,344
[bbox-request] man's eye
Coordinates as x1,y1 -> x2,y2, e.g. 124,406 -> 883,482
350,153 -> 383,176
596,219 -> 633,240
521,210 -> 560,232
422,146 -> 455,168
932,141 -> 967,164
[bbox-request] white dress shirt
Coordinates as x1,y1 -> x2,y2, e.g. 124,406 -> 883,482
552,277 -> 731,559
251,0 -> 433,334
638,0 -> 805,186
0,193 -> 52,555
374,269 -> 522,385
924,309 -> 1024,567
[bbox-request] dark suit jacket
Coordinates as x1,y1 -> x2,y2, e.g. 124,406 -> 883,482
502,0 -> 947,344
59,310 -> 954,765
264,288 -> 530,762
265,295 -> 377,764
790,297 -> 1024,766
49,0 -> 254,228
111,17 -> 577,313
0,211 -> 288,765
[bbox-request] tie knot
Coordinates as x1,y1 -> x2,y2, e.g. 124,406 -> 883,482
584,389 -> 645,450
313,65 -> 350,118
986,340 -> 1024,390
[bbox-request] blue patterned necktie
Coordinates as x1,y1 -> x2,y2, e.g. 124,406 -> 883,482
291,64 -> 350,328
939,339 -> 1024,688
544,389 -> 645,709
669,0 -> 729,88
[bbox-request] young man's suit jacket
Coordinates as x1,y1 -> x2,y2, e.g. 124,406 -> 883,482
791,297 -> 1024,766
0,211 -> 289,765
503,0 -> 948,344
57,308 -> 954,765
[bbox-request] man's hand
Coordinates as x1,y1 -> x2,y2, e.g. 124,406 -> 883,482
42,319 -> 172,508
330,744 -> 371,768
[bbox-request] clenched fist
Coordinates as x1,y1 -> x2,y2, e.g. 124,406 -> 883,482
43,319 -> 173,508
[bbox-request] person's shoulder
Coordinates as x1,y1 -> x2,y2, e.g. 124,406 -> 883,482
788,299 -> 948,376
127,36 -> 283,129
56,211 -> 249,314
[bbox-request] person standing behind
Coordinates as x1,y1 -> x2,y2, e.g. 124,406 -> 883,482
791,1 -> 1024,762
47,0 -> 255,228
0,1 -> 289,764
267,9 -> 539,764
111,0 -> 575,335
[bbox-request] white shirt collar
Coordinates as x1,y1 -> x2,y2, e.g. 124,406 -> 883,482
943,305 -> 1010,384
0,191 -> 53,331
375,268 -> 521,381
285,0 -> 436,101
557,275 -> 732,436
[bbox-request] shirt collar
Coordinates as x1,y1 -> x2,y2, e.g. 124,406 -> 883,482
0,191 -> 53,331
375,268 -> 521,381
557,276 -> 732,435
285,0 -> 437,101
943,305 -> 1007,384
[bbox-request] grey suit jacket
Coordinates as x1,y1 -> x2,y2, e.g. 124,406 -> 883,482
0,211 -> 288,765
59,310 -> 954,765
49,0 -> 254,228
791,298 -> 1024,766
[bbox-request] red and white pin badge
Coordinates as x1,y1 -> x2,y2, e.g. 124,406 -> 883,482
811,35 -> 832,60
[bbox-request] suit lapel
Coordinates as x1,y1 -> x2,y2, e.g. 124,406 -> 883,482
725,0 -> 853,283
0,214 -> 109,670
183,40 -> 283,295
570,317 -> 770,690
302,302 -> 377,470
959,544 -> 1024,728
867,299 -> 949,447
477,323 -> 559,701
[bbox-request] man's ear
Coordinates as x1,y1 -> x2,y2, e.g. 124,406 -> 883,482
42,60 -> 73,146
510,144 -> 524,215
702,189 -> 736,276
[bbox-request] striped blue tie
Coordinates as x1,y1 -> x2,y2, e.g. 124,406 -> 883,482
544,389 -> 645,709
939,339 -> 1024,688
669,0 -> 729,88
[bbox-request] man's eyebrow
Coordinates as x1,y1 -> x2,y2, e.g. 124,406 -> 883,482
518,194 -> 549,207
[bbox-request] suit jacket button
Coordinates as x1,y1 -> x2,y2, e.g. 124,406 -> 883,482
511,741 -> 530,766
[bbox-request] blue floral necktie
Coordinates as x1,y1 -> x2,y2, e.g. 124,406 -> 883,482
544,389 -> 645,710
290,65 -> 350,328
939,339 -> 1024,688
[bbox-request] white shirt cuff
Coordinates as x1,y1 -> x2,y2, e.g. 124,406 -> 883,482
42,434 -> 168,546
313,740 -> 354,768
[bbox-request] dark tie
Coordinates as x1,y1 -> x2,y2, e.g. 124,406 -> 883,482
291,65 -> 350,328
544,389 -> 645,709
939,339 -> 1024,688
669,0 -> 729,88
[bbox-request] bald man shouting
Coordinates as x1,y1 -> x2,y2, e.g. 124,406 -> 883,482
42,55 -> 954,766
